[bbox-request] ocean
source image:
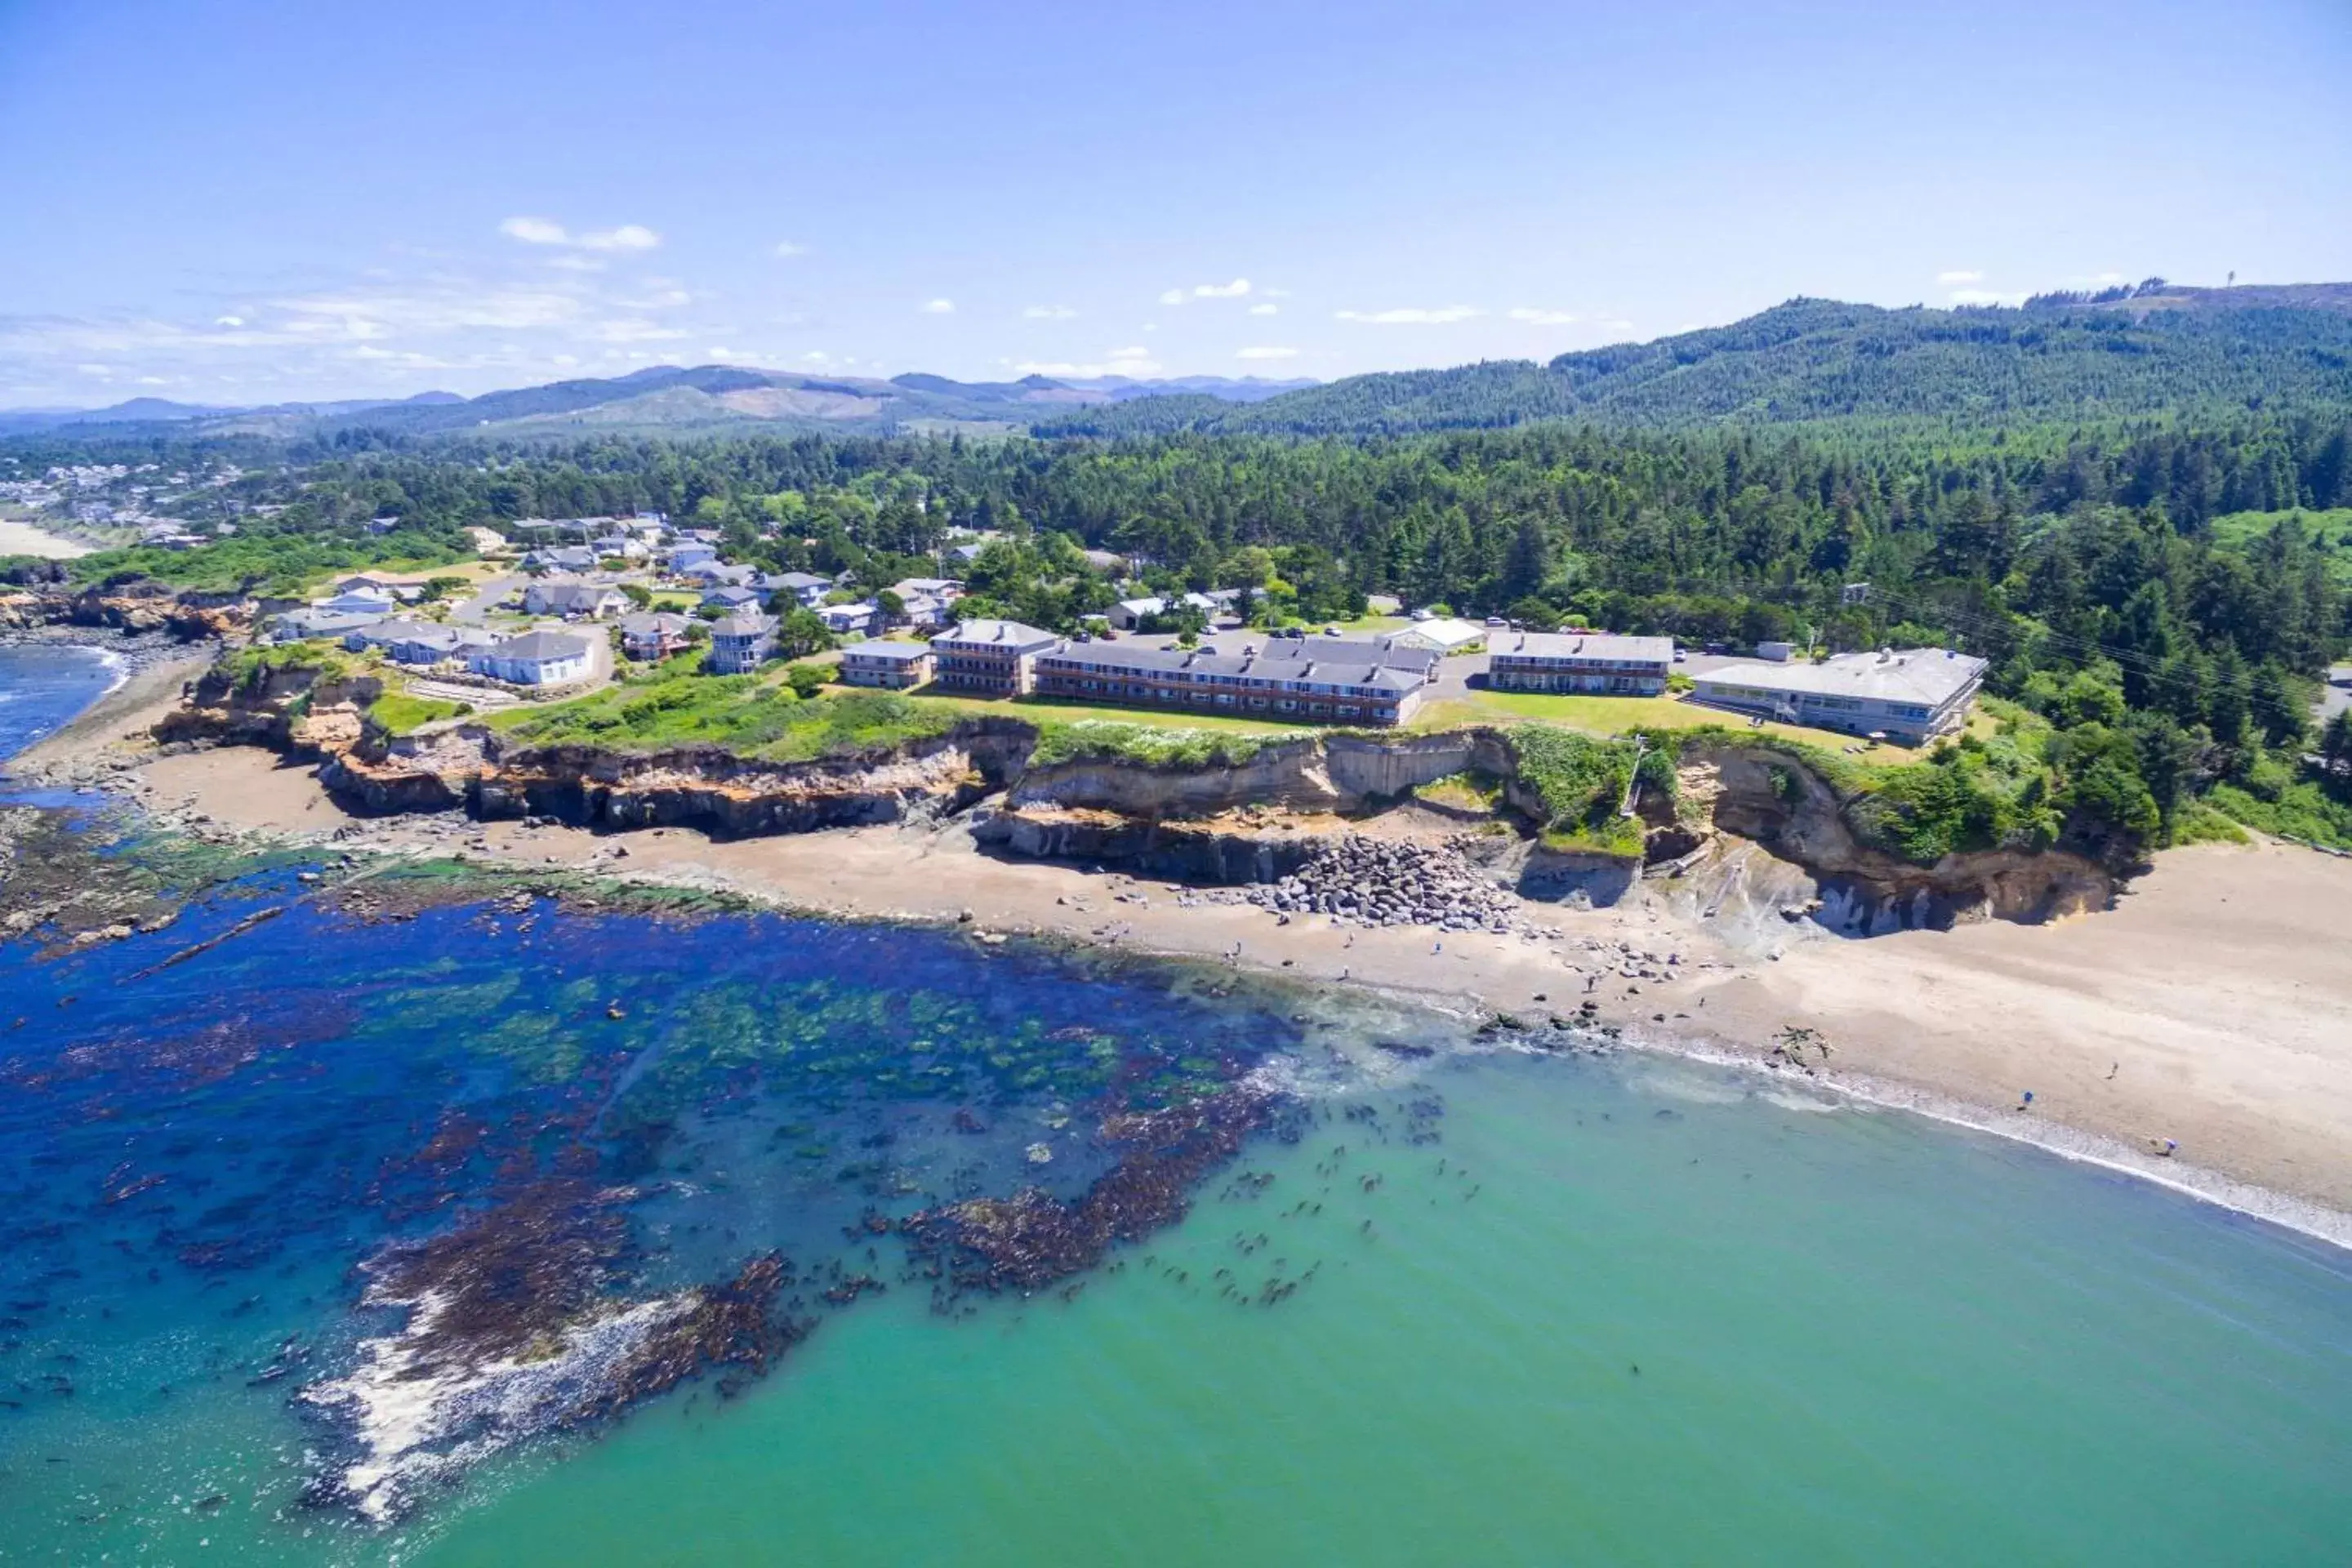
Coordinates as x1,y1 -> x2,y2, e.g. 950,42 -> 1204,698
2,647 -> 2349,1566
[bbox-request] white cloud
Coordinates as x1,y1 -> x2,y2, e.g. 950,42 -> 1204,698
1237,345 -> 1298,360
773,240 -> 810,258
1023,305 -> 1080,319
1159,278 -> 1253,305
1014,351 -> 1164,379
1248,303 -> 1278,316
136,375 -> 169,385
1936,270 -> 1984,286
214,315 -> 245,327
498,216 -> 662,252
919,298 -> 956,314
545,255 -> 606,273
1335,305 -> 1483,325
499,216 -> 571,246
585,318 -> 689,343
1508,307 -> 1578,325
800,350 -> 831,363
1947,288 -> 2025,306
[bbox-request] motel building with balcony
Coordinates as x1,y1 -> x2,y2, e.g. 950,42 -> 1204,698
1486,630 -> 1675,695
1031,639 -> 1430,726
927,619 -> 1064,696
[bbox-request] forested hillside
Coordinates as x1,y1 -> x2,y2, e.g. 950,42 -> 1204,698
1044,288 -> 2352,438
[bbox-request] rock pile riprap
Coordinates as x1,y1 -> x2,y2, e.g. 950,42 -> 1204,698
1240,833 -> 1521,933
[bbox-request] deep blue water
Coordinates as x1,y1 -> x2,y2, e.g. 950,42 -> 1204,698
0,643 -> 119,767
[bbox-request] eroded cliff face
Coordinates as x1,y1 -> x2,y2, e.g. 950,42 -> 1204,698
155,662 -> 381,755
1668,745 -> 2118,932
154,667 -> 2127,931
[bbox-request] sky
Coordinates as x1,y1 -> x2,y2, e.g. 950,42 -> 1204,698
2,0 -> 2347,408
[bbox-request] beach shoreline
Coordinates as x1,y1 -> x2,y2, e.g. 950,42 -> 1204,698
10,666 -> 2352,1245
82,732 -> 2352,1246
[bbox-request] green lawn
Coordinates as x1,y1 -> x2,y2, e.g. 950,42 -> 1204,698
1416,688 -> 1938,764
897,686 -> 1307,737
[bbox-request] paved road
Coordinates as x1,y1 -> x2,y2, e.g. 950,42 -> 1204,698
449,573 -> 523,625
2322,665 -> 2352,725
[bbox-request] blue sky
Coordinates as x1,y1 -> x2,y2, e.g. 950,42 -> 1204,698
2,0 -> 2347,407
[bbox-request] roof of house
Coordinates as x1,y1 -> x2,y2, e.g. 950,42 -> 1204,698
772,571 -> 831,590
621,612 -> 693,636
932,618 -> 1062,653
712,611 -> 777,636
1040,640 -> 1423,694
1255,635 -> 1439,675
1694,648 -> 1989,707
1391,617 -> 1486,647
488,630 -> 590,662
1492,630 -> 1676,664
700,585 -> 762,604
840,639 -> 929,662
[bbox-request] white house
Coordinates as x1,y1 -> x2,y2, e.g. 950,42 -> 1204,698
818,601 -> 881,637
589,534 -> 649,562
1383,617 -> 1487,655
1688,648 -> 1988,746
471,630 -> 592,687
314,589 -> 399,619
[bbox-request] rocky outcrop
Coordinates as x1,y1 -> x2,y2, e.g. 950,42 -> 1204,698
0,581 -> 249,639
975,804 -> 1335,883
1009,728 -> 1512,818
155,661 -> 382,753
1668,743 -> 2118,932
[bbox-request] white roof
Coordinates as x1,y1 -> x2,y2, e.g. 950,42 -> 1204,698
1392,617 -> 1486,647
1695,648 -> 1988,707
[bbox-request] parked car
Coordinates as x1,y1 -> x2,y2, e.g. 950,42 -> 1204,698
1324,625 -> 1343,636
1673,648 -> 1688,662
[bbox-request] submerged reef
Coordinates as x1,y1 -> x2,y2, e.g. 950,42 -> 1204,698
0,822 -> 1324,1530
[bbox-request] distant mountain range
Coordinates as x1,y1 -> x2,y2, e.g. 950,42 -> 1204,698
7,283 -> 2347,444
0,369 -> 1316,442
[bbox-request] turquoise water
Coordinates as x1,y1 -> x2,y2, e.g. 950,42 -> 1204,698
1,656 -> 2349,1566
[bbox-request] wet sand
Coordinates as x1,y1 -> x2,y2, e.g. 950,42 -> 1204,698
117,742 -> 2352,1239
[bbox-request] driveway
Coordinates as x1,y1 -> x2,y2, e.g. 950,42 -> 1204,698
449,573 -> 522,625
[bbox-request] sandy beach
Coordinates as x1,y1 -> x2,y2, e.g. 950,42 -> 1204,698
107,735 -> 2352,1241
0,518 -> 95,559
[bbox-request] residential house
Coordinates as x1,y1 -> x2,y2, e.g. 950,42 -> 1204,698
523,546 -> 599,574
1106,591 -> 1225,630
1382,617 -> 1488,655
620,612 -> 695,662
1033,639 -> 1427,727
1687,648 -> 1988,746
664,541 -> 720,574
707,611 -> 778,675
817,601 -> 880,637
1486,631 -> 1674,696
889,591 -> 956,630
768,571 -> 832,608
889,577 -> 965,607
270,607 -> 381,643
700,585 -> 764,613
470,630 -> 592,687
928,619 -> 1062,696
355,621 -> 496,666
523,578 -> 628,619
837,639 -> 934,689
589,533 -> 648,562
313,589 -> 399,619
686,561 -> 760,589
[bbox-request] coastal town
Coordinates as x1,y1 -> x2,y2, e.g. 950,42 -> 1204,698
224,509 -> 1991,748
